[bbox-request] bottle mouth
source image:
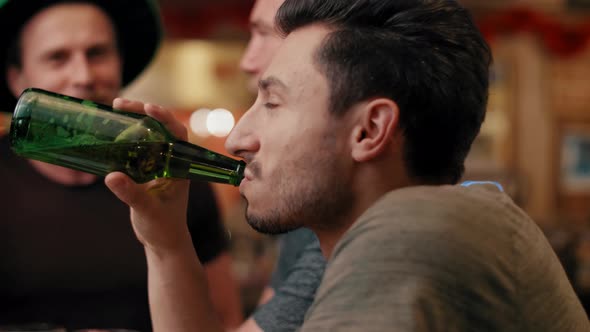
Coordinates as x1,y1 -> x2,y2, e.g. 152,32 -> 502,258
232,160 -> 247,186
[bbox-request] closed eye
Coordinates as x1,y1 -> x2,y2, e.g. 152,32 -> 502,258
87,44 -> 116,61
264,102 -> 278,109
46,50 -> 68,65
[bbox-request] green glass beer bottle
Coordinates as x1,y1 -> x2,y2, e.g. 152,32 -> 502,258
9,88 -> 245,185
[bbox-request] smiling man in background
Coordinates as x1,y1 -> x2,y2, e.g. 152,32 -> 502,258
0,1 -> 242,330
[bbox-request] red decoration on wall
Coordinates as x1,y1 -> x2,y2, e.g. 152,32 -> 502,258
478,7 -> 590,57
160,2 -> 253,39
160,4 -> 590,57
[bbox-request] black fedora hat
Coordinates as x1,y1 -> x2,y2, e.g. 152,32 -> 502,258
0,0 -> 162,112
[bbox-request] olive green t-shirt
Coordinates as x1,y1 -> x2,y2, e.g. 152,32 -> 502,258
300,184 -> 589,331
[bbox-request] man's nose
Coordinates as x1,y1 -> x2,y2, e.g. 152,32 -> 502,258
225,108 -> 260,161
70,55 -> 95,88
239,42 -> 260,75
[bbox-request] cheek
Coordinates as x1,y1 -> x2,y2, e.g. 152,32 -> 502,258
96,61 -> 122,85
267,42 -> 282,58
261,38 -> 282,63
24,69 -> 67,92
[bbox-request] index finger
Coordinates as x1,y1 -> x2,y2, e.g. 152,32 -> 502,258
113,98 -> 146,114
145,103 -> 188,141
113,98 -> 187,141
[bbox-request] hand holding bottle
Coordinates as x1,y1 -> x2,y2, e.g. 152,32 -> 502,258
105,99 -> 193,254
105,100 -> 225,332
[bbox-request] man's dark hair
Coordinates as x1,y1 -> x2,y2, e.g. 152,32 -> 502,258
276,0 -> 491,184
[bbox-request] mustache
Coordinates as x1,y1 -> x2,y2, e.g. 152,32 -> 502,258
247,160 -> 261,179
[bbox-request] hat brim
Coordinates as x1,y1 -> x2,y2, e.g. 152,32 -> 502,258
0,0 -> 162,113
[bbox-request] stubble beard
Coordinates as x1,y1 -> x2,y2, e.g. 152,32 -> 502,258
243,146 -> 354,235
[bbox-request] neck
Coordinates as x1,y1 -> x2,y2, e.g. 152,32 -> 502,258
311,160 -> 416,259
29,160 -> 98,186
312,223 -> 355,259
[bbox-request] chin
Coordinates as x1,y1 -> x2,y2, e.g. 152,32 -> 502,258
247,219 -> 292,235
245,210 -> 301,235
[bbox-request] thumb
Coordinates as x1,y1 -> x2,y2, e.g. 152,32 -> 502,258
105,172 -> 149,210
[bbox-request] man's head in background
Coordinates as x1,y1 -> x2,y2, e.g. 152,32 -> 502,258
8,3 -> 121,105
240,0 -> 285,93
0,0 -> 161,185
1,0 -> 161,109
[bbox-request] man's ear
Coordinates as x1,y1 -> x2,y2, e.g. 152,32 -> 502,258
350,98 -> 399,162
7,66 -> 26,97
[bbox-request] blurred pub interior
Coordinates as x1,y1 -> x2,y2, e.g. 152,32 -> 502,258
1,0 -> 590,317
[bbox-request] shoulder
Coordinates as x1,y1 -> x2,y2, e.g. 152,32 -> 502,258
328,185 -> 545,283
302,185 -> 588,331
282,228 -> 318,253
255,230 -> 325,332
335,184 -> 532,254
271,228 -> 323,289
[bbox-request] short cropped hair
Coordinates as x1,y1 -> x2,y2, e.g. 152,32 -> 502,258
277,0 -> 492,184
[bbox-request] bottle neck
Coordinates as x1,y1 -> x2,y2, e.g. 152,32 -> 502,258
170,140 -> 245,186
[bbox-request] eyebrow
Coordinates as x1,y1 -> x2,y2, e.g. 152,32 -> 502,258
258,76 -> 288,93
250,19 -> 273,31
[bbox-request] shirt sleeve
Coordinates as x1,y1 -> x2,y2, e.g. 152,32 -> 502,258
186,181 -> 229,264
253,237 -> 326,332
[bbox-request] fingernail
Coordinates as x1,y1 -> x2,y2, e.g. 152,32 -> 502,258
146,103 -> 161,111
